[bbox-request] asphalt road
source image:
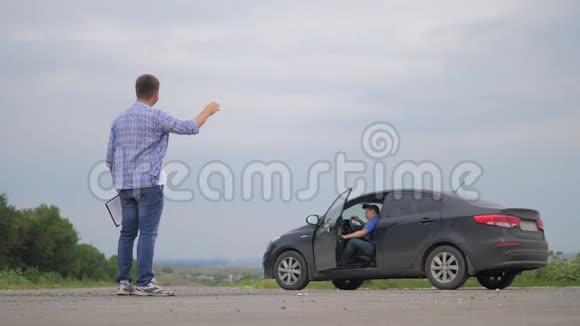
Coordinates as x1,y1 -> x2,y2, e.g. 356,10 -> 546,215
1,287 -> 579,326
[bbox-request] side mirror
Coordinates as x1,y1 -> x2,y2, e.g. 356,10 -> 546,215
306,214 -> 320,225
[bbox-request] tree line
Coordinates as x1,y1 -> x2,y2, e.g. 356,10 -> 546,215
0,194 -> 117,281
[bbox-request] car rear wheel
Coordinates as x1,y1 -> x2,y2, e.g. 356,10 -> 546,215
476,271 -> 517,290
274,251 -> 309,290
332,279 -> 364,290
425,245 -> 468,290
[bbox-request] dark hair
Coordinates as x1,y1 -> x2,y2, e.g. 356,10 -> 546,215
363,203 -> 380,215
135,74 -> 160,99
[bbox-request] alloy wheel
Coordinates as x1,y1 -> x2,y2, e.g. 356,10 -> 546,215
277,256 -> 302,285
430,251 -> 459,283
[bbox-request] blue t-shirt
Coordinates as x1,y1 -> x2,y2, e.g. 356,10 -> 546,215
363,215 -> 380,243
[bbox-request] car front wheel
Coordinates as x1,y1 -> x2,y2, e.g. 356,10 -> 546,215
425,245 -> 468,290
332,279 -> 364,290
274,251 -> 310,290
476,271 -> 517,290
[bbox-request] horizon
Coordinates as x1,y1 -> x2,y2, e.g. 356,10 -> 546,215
2,189 -> 580,261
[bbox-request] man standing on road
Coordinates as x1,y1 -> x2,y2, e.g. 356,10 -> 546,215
106,74 -> 220,296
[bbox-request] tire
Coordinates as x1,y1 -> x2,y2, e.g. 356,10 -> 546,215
332,279 -> 364,291
476,271 -> 517,290
425,245 -> 468,290
273,251 -> 310,290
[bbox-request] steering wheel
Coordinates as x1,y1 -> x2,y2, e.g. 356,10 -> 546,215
342,218 -> 355,234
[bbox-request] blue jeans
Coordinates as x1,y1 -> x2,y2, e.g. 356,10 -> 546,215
116,186 -> 164,286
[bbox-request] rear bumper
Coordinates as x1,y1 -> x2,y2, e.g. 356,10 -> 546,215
469,239 -> 549,274
490,246 -> 549,270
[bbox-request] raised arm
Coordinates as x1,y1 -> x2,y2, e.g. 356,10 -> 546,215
195,102 -> 220,128
157,102 -> 221,135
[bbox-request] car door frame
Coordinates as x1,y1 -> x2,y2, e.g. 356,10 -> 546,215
312,188 -> 351,272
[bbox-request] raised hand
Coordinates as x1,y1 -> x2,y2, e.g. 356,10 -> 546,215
196,101 -> 221,127
203,101 -> 221,115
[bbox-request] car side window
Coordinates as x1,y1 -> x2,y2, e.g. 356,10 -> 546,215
342,203 -> 383,225
385,192 -> 440,217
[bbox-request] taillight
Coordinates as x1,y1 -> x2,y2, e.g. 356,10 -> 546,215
537,219 -> 544,230
473,214 -> 520,228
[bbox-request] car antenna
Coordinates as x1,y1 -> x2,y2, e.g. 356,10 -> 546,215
453,180 -> 466,193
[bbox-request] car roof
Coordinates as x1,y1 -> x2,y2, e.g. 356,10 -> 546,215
354,189 -> 449,199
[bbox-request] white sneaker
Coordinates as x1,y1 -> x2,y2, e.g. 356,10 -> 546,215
117,281 -> 134,296
134,279 -> 175,297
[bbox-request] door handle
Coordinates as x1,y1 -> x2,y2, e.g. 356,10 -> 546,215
419,217 -> 433,224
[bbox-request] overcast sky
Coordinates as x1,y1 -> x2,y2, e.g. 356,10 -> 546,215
1,0 -> 579,260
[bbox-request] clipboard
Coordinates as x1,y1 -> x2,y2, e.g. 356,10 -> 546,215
105,195 -> 122,227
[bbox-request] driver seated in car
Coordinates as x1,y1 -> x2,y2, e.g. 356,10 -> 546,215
340,204 -> 380,265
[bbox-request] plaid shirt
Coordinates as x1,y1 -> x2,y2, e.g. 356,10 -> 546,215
106,102 -> 199,190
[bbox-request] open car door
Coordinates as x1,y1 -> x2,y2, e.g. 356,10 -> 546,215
313,188 -> 351,271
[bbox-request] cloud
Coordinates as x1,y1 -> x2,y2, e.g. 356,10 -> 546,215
0,0 -> 579,257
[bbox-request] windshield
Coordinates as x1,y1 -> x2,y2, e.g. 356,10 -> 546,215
322,188 -> 351,227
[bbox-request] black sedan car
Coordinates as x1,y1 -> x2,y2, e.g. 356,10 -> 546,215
263,188 -> 548,290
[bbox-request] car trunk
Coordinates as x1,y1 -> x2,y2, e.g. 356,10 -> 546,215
501,208 -> 544,241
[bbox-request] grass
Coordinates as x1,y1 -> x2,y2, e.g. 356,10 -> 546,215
3,267 -> 580,291
0,270 -> 113,290
3,253 -> 579,290
232,251 -> 580,289
232,278 -> 580,290
231,278 -> 580,290
231,271 -> 580,290
4,274 -> 578,291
